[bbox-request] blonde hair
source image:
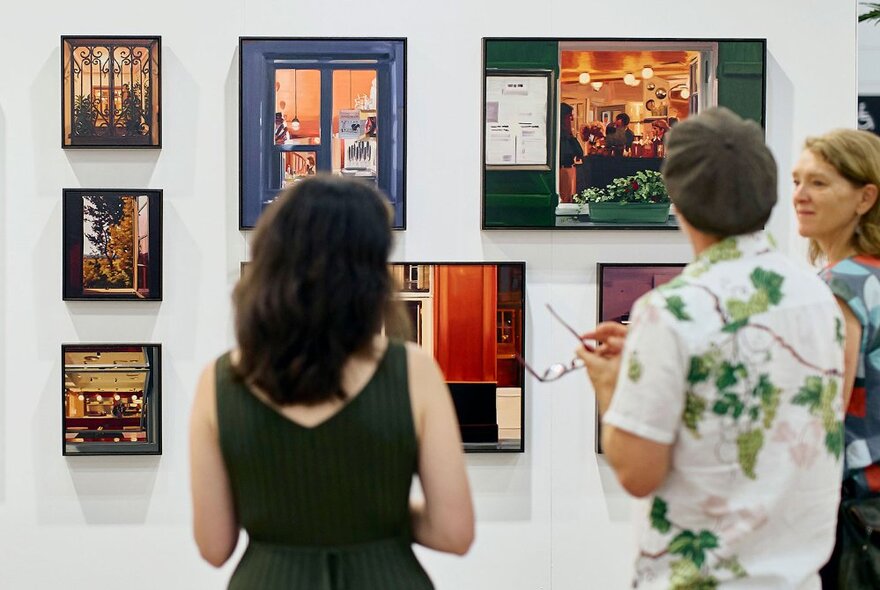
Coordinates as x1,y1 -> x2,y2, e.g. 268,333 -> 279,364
803,129 -> 880,263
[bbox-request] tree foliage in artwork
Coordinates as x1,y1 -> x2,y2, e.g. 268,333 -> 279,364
82,195 -> 135,289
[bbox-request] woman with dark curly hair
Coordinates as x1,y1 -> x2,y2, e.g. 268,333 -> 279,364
190,176 -> 474,589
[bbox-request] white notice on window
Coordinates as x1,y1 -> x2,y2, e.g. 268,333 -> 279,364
486,124 -> 515,164
485,75 -> 548,166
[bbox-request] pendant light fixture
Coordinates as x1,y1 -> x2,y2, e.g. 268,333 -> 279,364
623,72 -> 636,86
590,81 -> 603,91
578,72 -> 591,85
291,69 -> 301,131
642,65 -> 654,79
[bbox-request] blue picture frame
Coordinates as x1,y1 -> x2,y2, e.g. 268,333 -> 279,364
239,37 -> 406,230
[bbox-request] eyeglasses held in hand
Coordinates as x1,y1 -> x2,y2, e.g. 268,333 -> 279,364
516,304 -> 595,383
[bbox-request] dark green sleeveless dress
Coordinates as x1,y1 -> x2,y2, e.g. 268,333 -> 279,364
215,341 -> 434,589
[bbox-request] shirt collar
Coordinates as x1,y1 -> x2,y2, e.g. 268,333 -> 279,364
686,230 -> 776,273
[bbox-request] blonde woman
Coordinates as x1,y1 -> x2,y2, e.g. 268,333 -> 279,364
792,129 -> 880,587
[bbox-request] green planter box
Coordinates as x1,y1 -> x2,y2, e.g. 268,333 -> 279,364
588,202 -> 671,223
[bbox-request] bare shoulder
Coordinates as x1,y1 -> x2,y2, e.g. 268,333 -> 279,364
192,358 -> 220,430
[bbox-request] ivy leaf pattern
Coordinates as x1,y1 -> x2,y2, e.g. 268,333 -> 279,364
666,295 -> 692,321
704,238 -> 742,264
628,352 -> 643,383
750,268 -> 784,305
684,392 -> 707,437
688,353 -> 715,384
754,374 -> 781,429
669,530 -> 719,568
835,317 -> 845,348
793,377 -> 843,458
650,497 -> 672,533
792,376 -> 823,412
669,560 -> 720,590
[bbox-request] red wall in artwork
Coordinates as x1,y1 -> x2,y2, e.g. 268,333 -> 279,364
433,265 -> 498,382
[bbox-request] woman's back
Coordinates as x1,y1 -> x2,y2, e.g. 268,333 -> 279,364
216,340 -> 433,589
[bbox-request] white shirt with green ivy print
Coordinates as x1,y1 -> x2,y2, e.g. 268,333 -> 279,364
603,231 -> 845,589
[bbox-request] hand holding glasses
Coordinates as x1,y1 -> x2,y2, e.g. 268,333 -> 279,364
516,304 -> 597,382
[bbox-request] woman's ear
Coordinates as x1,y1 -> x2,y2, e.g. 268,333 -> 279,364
858,183 -> 879,215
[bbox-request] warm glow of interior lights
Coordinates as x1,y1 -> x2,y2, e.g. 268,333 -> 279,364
132,395 -> 138,401
95,395 -> 103,402
623,73 -> 636,86
680,87 -> 691,99
590,81 -> 603,91
642,66 -> 654,79
114,394 -> 121,401
578,72 -> 591,85
77,394 -> 85,401
291,69 -> 301,131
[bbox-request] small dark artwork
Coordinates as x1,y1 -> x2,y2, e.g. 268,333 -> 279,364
63,344 -> 162,455
63,189 -> 162,301
595,263 -> 686,452
62,36 -> 161,148
858,96 -> 880,136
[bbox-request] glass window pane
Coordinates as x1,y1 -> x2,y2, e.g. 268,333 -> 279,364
275,69 -> 321,145
331,69 -> 378,180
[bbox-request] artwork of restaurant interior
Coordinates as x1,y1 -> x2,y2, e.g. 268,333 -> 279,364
482,38 -> 766,228
239,38 -> 406,229
63,189 -> 162,301
392,263 -> 525,452
63,344 -> 161,456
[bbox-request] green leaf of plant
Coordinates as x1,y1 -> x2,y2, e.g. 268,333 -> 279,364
712,400 -> 729,415
669,530 -> 697,555
835,317 -> 845,347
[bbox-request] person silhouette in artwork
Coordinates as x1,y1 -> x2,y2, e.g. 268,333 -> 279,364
274,112 -> 288,144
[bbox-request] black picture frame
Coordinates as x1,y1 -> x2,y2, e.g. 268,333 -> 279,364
62,343 -> 162,456
595,262 -> 687,453
239,37 -> 407,230
482,37 -> 768,230
61,36 -> 162,149
390,262 -> 526,453
63,188 -> 163,301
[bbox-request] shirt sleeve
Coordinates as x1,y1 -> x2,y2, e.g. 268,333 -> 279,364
602,292 -> 688,445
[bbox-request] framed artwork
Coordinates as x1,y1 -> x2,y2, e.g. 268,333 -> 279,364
390,262 -> 526,452
595,263 -> 686,453
484,70 -> 554,170
858,95 -> 880,135
482,37 -> 766,229
240,38 -> 406,230
61,36 -> 161,148
63,189 -> 162,301
62,344 -> 162,456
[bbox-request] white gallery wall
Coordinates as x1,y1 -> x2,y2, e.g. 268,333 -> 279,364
0,0 -> 856,588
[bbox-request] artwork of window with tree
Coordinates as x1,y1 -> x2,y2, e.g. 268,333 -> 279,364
62,36 -> 160,147
63,189 -> 162,301
63,344 -> 161,456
